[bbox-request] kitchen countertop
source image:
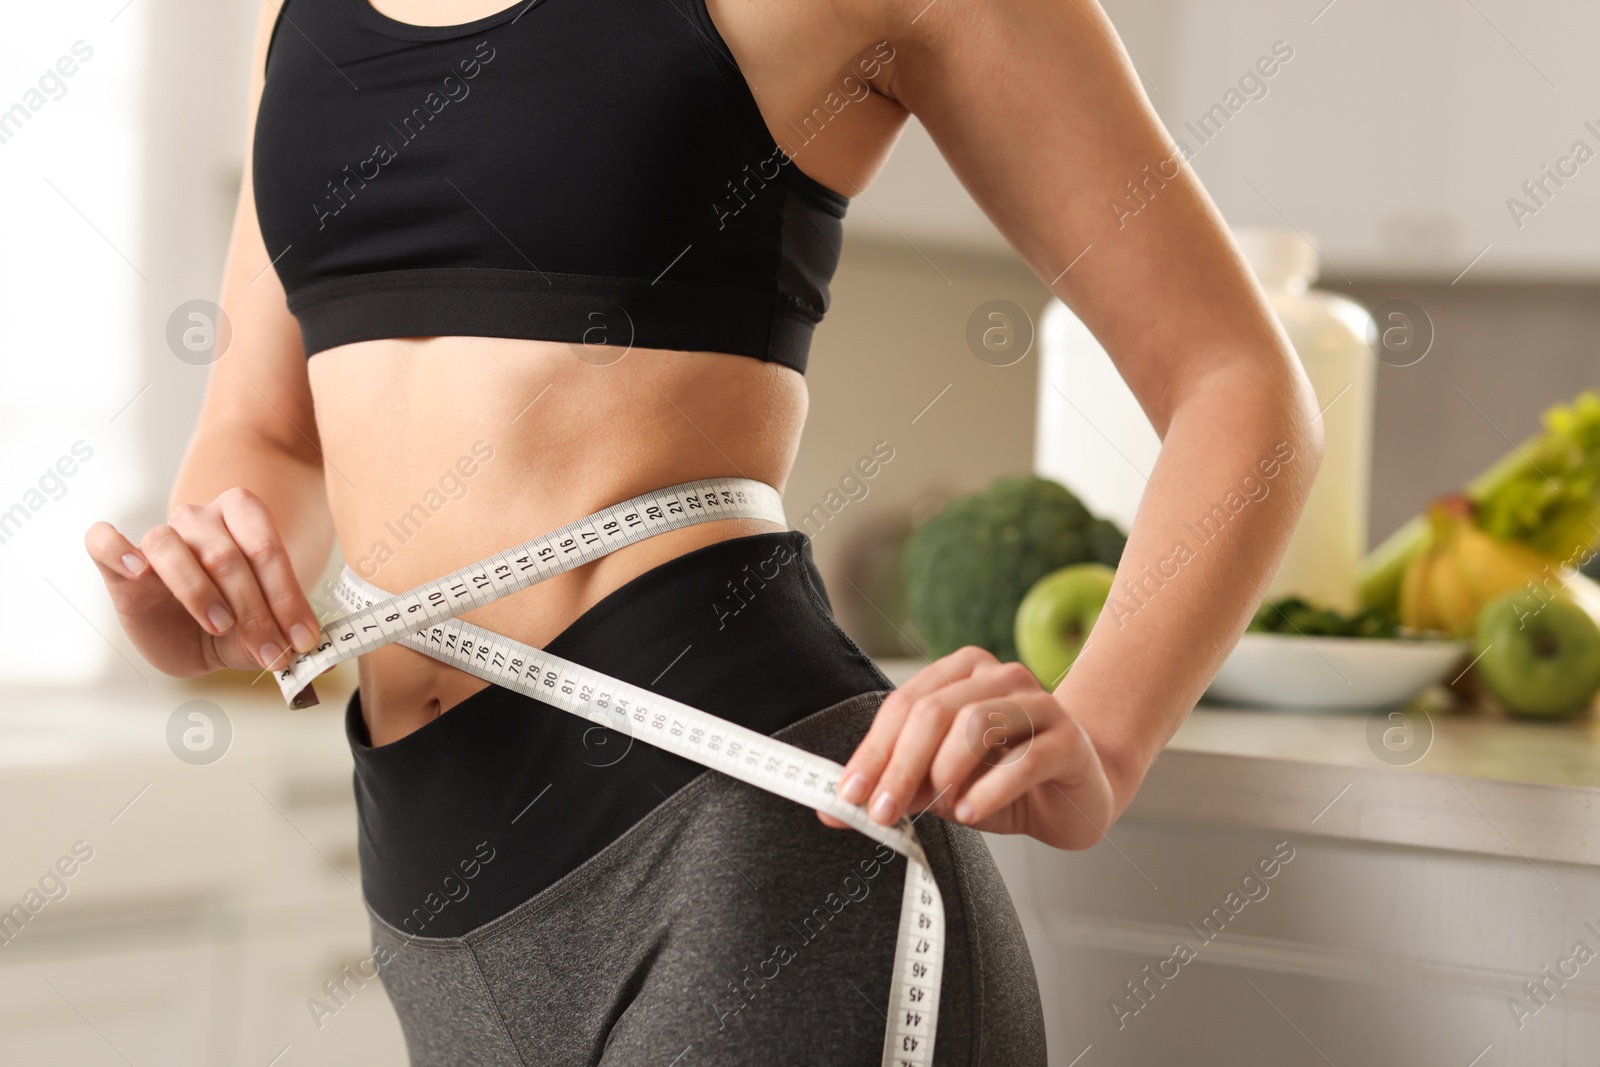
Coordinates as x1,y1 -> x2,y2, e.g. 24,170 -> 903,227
1139,702 -> 1600,868
874,658 -> 1600,867
7,662 -> 1600,867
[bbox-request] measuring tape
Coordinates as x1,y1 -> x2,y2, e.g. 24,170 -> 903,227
274,478 -> 945,1065
274,478 -> 786,709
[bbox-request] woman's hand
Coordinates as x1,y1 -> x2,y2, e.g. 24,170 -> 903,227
85,487 -> 323,678
820,647 -> 1119,851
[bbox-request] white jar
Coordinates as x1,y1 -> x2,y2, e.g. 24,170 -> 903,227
1035,227 -> 1376,613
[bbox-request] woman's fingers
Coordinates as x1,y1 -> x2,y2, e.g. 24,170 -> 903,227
818,692 -> 1056,830
836,646 -> 996,807
958,718 -> 1098,830
86,521 -> 182,621
865,668 -> 1034,825
85,490 -> 315,678
818,690 -> 1053,829
167,504 -> 288,669
928,696 -> 1045,815
85,521 -> 149,582
820,647 -> 992,827
150,490 -> 318,670
217,488 -> 321,654
138,524 -> 237,641
820,689 -> 1112,847
822,653 -> 1064,831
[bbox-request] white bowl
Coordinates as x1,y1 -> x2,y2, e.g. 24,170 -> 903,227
1206,632 -> 1468,709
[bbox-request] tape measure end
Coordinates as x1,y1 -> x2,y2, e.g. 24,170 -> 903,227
289,684 -> 321,710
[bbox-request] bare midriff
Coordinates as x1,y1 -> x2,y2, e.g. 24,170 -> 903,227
308,335 -> 805,746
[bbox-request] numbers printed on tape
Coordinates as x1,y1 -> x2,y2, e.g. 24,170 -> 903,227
286,478 -> 944,1066
275,479 -> 784,704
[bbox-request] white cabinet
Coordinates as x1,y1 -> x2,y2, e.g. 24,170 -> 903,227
0,916 -> 223,1066
0,680 -> 407,1067
1111,0 -> 1600,280
853,0 -> 1600,281
988,819 -> 1600,1066
974,696 -> 1600,1066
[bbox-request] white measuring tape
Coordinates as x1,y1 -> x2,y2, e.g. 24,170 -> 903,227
274,478 -> 944,1066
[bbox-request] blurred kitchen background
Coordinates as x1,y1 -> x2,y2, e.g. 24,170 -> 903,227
4,1 -> 1600,1064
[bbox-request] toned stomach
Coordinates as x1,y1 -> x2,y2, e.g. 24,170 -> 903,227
307,336 -> 806,746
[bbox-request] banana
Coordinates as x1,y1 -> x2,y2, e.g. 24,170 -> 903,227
1427,551 -> 1481,634
1457,520 -> 1556,602
1398,545 -> 1432,631
1398,497 -> 1557,636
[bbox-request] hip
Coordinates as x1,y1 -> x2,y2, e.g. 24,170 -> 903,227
362,689 -> 1048,1067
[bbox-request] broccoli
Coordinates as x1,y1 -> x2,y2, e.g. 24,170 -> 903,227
903,475 -> 1126,661
1248,596 -> 1400,639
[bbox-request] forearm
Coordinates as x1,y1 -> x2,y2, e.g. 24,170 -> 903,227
1055,359 -> 1322,818
171,422 -> 334,591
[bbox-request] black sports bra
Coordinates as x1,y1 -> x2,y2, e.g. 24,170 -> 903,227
253,0 -> 851,373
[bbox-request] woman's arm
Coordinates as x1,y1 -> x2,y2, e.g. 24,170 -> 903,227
85,0 -> 332,677
827,0 -> 1323,848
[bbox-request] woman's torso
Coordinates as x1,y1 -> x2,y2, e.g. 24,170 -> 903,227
256,0 -> 908,743
309,339 -> 804,742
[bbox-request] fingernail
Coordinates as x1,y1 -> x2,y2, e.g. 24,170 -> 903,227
206,604 -> 234,633
121,553 -> 147,578
289,623 -> 317,653
840,772 -> 869,804
955,801 -> 975,823
258,642 -> 283,669
870,790 -> 897,823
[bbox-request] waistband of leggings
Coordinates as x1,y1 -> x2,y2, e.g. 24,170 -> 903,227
343,529 -> 892,936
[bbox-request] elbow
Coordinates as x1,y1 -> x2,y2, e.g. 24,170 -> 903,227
1180,343 -> 1327,483
1233,346 -> 1325,494
1286,366 -> 1326,490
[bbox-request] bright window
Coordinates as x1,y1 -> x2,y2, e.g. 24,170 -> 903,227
0,4 -> 146,682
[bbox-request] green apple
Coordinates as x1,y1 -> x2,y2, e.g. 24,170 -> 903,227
1474,592 -> 1600,718
1014,563 -> 1117,687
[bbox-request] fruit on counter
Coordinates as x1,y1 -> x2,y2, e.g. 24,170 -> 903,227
1565,571 -> 1600,626
1473,591 -> 1600,718
904,475 -> 1126,661
1014,563 -> 1116,686
1363,390 -> 1600,612
1397,496 -> 1556,636
1248,595 -> 1399,638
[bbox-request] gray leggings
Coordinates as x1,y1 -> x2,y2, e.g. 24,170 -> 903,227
366,691 -> 1048,1066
